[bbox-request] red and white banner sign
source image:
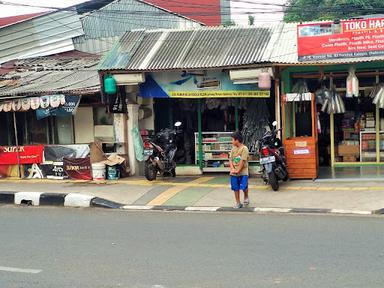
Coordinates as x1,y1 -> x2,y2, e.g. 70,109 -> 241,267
298,18 -> 384,61
63,157 -> 92,180
0,146 -> 44,164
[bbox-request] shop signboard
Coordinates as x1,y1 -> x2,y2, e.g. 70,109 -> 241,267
0,145 -> 44,165
139,71 -> 270,98
298,17 -> 384,61
63,157 -> 92,180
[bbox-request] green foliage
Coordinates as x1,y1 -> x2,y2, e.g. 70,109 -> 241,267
248,15 -> 255,26
284,0 -> 384,22
222,20 -> 236,27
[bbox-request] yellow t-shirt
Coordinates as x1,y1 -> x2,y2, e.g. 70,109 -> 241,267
230,145 -> 249,176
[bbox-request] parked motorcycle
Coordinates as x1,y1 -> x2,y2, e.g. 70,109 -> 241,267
143,122 -> 182,181
257,121 -> 288,191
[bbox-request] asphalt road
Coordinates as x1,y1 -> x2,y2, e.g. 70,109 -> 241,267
0,207 -> 383,288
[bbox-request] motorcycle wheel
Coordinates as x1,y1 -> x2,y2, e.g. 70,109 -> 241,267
283,173 -> 289,182
268,172 -> 279,191
144,162 -> 157,181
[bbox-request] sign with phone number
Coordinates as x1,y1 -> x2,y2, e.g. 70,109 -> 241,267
298,17 -> 384,61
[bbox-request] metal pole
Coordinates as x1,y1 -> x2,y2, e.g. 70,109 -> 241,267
197,98 -> 204,170
330,75 -> 335,168
13,112 -> 21,178
235,98 -> 239,131
330,111 -> 335,167
376,72 -> 380,163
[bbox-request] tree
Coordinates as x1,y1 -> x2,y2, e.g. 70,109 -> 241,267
248,15 -> 255,26
284,0 -> 384,22
222,20 -> 236,27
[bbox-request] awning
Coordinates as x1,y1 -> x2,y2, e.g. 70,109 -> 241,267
0,95 -> 80,116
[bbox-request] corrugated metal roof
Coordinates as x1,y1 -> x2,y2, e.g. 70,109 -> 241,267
98,25 -> 278,71
80,0 -> 202,39
270,23 -> 384,65
0,57 -> 100,98
0,12 -> 47,28
73,36 -> 120,55
0,11 -> 84,64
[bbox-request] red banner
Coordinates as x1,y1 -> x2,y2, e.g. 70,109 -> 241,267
63,157 -> 92,180
0,146 -> 44,164
298,18 -> 384,61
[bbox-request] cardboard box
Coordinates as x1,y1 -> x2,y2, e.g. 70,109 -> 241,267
327,146 -> 338,155
338,145 -> 359,156
343,156 -> 357,162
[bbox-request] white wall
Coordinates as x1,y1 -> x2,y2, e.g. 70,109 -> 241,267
74,106 -> 94,144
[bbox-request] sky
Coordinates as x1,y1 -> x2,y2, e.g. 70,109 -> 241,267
0,0 -> 287,25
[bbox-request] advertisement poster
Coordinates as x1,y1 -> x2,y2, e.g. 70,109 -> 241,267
139,71 -> 270,98
44,145 -> 90,162
36,95 -> 80,120
0,145 -> 44,165
40,163 -> 67,179
298,17 -> 384,61
63,157 -> 92,180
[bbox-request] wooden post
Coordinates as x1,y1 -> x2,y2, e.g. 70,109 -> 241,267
13,112 -> 22,179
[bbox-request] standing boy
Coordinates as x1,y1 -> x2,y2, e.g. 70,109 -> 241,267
229,131 -> 249,209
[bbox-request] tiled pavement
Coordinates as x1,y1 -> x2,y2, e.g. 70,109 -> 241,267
1,175 -> 384,211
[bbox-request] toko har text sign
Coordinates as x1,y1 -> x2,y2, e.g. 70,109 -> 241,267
297,18 -> 384,61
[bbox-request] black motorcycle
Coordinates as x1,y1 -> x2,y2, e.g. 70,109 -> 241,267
257,121 -> 288,191
143,122 -> 182,181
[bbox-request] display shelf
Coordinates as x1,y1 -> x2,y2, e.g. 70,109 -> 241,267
195,132 -> 258,172
360,131 -> 384,162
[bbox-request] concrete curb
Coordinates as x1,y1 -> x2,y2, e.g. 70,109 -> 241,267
0,191 -> 122,209
121,205 -> 379,216
0,191 -> 381,215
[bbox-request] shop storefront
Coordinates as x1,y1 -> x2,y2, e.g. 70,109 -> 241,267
97,26 -> 280,175
139,69 -> 275,173
0,56 -> 128,179
276,17 -> 384,178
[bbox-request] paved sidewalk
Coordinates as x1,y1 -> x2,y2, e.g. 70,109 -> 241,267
1,175 -> 384,212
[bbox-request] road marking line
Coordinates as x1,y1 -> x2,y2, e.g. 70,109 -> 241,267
254,207 -> 292,213
0,266 -> 42,274
185,206 -> 220,212
330,209 -> 372,215
147,186 -> 186,206
122,205 -> 154,210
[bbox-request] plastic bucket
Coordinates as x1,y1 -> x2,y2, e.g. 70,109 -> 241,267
92,162 -> 106,180
107,165 -> 120,180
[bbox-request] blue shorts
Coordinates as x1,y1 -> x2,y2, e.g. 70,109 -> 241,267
231,175 -> 248,191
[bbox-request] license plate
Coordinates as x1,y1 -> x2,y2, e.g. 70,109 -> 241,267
144,149 -> 153,156
260,156 -> 275,164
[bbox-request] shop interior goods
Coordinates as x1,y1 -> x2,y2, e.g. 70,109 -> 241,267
194,132 -> 258,172
346,67 -> 359,98
321,88 -> 346,114
370,83 -> 384,109
241,99 -> 270,153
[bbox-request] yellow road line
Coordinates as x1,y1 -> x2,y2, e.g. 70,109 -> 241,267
146,177 -> 220,206
147,186 -> 186,206
189,176 -> 215,184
